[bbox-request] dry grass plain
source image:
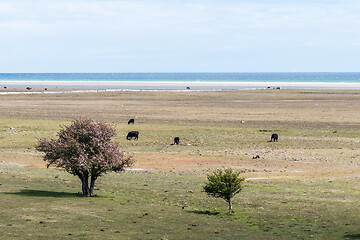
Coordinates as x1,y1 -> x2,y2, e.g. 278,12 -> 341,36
1,89 -> 360,239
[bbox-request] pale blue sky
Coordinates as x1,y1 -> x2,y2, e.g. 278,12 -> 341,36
0,0 -> 359,72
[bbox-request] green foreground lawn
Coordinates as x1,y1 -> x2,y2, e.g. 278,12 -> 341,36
1,164 -> 360,239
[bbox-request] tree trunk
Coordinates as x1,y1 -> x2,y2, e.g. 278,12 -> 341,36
228,198 -> 233,214
81,174 -> 89,196
89,175 -> 96,196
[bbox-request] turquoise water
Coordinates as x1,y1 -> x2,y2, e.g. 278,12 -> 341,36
1,72 -> 360,83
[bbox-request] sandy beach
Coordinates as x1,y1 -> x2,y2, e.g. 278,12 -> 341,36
2,80 -> 360,90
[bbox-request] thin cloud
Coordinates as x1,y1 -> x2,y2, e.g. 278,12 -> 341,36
0,0 -> 359,72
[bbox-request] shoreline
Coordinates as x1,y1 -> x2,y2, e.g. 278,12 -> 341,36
1,81 -> 360,90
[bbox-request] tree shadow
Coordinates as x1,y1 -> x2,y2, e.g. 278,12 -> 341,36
6,189 -> 81,198
188,210 -> 220,216
344,234 -> 360,239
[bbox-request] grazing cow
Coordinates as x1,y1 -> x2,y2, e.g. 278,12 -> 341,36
26,87 -> 32,90
270,133 -> 278,142
252,155 -> 260,159
174,137 -> 180,145
128,118 -> 135,124
126,131 -> 139,140
4,86 -> 7,89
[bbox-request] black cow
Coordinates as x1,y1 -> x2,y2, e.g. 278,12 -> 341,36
26,87 -> 32,90
174,137 -> 180,145
126,131 -> 139,140
128,118 -> 135,124
270,133 -> 278,142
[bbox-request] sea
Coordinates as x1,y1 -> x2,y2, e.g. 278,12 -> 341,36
1,72 -> 360,82
1,72 -> 360,90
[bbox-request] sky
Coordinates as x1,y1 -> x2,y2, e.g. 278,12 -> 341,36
0,0 -> 359,72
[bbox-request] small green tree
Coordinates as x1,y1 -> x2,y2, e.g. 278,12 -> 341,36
36,118 -> 133,196
203,168 -> 245,214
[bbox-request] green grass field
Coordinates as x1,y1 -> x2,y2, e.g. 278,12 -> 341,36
1,89 -> 360,239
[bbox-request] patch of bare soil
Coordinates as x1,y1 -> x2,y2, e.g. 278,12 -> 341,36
132,152 -> 360,180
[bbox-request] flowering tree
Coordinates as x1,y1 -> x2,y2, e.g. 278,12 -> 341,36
36,118 -> 133,196
203,168 -> 245,214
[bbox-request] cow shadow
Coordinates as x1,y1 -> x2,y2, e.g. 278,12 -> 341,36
344,234 -> 360,239
6,189 -> 80,198
188,210 -> 220,216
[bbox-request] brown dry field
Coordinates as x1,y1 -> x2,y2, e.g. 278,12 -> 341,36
1,89 -> 360,180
